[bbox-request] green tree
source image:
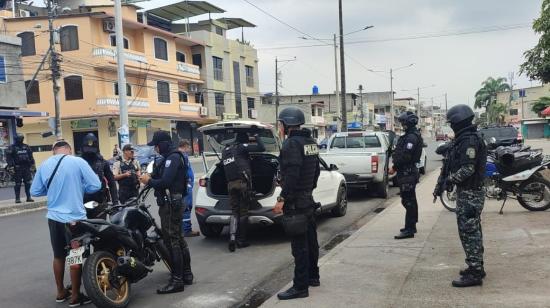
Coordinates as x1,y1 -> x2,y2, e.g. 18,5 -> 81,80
521,0 -> 550,82
474,77 -> 510,123
532,96 -> 550,115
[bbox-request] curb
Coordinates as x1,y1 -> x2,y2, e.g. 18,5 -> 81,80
0,200 -> 46,217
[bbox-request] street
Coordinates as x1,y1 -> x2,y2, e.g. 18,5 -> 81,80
0,140 -> 441,308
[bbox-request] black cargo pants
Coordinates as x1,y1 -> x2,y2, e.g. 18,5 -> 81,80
397,168 -> 419,231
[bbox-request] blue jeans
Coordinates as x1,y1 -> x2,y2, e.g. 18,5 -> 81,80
182,192 -> 193,233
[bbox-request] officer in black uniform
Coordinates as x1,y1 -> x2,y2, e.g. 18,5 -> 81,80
113,144 -> 141,204
392,111 -> 423,239
140,130 -> 193,294
443,104 -> 487,287
80,133 -> 118,212
7,134 -> 35,203
274,107 -> 321,300
222,132 -> 265,252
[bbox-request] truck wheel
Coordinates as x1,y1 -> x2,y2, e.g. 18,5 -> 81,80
331,185 -> 347,217
373,176 -> 388,199
198,222 -> 223,238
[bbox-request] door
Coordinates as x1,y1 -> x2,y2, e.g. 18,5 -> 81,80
313,160 -> 340,208
527,124 -> 544,139
73,130 -> 98,155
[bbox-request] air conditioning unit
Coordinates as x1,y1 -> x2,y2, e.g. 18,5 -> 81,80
248,109 -> 258,119
19,10 -> 30,17
103,18 -> 116,33
199,106 -> 208,117
188,84 -> 198,93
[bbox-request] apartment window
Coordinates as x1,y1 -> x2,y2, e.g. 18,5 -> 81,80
64,76 -> 83,100
178,91 -> 188,103
157,81 -> 170,103
25,80 -> 40,104
215,92 -> 225,116
318,107 -> 323,117
154,37 -> 168,60
195,92 -> 204,106
245,65 -> 254,87
176,51 -> 186,63
114,83 -> 132,97
110,35 -> 129,49
247,97 -> 255,110
0,56 -> 5,83
60,26 -> 79,52
215,26 -> 224,36
192,54 -> 202,68
311,106 -> 316,116
213,56 -> 223,81
510,109 -> 518,116
17,32 -> 36,56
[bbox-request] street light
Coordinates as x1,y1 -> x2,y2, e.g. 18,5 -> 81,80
299,25 -> 374,132
389,63 -> 415,130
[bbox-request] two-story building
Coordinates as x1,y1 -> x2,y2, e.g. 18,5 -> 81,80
1,2 -> 207,162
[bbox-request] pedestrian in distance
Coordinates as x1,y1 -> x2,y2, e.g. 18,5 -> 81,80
392,111 -> 423,239
112,144 -> 121,159
140,131 -> 194,294
113,144 -> 141,204
30,140 -> 101,307
222,131 -> 265,252
273,107 -> 321,300
436,104 -> 487,287
7,133 -> 36,203
178,139 -> 200,237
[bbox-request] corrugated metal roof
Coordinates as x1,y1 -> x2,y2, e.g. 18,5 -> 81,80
144,1 -> 225,21
218,18 -> 256,29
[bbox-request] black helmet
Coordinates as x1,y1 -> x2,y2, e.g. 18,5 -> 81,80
398,111 -> 418,128
81,133 -> 99,154
446,104 -> 475,125
278,107 -> 305,127
14,133 -> 24,144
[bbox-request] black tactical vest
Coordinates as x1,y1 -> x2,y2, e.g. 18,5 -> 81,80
395,130 -> 423,168
13,145 -> 32,165
84,158 -> 108,203
119,159 -> 139,189
283,130 -> 319,192
152,150 -> 188,196
449,129 -> 486,189
221,143 -> 252,182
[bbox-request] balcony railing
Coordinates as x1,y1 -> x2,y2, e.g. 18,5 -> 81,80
92,47 -> 148,65
311,116 -> 325,126
97,98 -> 149,108
177,62 -> 201,75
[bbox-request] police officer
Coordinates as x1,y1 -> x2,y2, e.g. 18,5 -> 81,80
273,107 -> 321,300
140,131 -> 193,294
442,104 -> 486,287
113,144 -> 141,204
7,134 -> 35,203
80,133 -> 118,212
222,132 -> 265,252
392,111 -> 423,239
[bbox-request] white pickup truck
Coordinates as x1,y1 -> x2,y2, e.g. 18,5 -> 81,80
320,131 -> 393,198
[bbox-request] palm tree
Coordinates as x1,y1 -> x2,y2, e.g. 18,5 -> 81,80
474,77 -> 511,123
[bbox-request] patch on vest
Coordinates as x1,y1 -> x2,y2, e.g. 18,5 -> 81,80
466,147 -> 476,159
304,144 -> 319,156
406,143 -> 413,150
223,157 -> 235,165
165,160 -> 172,168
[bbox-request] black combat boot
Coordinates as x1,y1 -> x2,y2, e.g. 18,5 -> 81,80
452,271 -> 483,287
277,286 -> 309,300
157,248 -> 185,294
24,183 -> 33,202
394,230 -> 415,239
309,278 -> 320,287
14,185 -> 21,203
181,245 -> 194,285
459,267 -> 486,278
400,227 -> 417,234
236,216 -> 250,249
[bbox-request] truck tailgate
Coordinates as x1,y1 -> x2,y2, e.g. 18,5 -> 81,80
320,152 -> 373,174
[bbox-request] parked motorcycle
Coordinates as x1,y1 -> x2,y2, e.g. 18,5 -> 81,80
67,183 -> 172,308
439,138 -> 550,213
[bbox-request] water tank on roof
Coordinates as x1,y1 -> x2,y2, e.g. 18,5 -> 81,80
312,85 -> 319,95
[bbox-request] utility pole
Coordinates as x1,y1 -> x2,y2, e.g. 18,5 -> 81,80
275,57 -> 279,125
358,85 -> 364,127
390,68 -> 394,130
338,0 -> 347,132
444,93 -> 448,115
47,0 -> 62,140
333,34 -> 341,132
431,97 -> 434,138
114,0 -> 129,146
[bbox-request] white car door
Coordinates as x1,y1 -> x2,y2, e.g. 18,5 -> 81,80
313,164 -> 340,206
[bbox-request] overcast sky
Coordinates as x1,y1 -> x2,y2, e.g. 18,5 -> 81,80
143,0 -> 542,109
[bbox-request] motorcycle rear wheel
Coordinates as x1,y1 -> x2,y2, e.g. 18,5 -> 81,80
517,177 -> 550,211
83,251 -> 131,308
440,190 -> 457,212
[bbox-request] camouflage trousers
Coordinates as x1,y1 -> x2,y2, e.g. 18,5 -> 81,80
456,188 -> 485,271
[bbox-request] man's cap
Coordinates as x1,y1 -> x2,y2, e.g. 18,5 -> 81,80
122,144 -> 135,151
147,130 -> 172,146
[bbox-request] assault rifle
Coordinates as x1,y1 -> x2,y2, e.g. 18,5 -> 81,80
433,141 -> 454,202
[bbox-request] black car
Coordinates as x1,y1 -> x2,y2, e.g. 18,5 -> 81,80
479,126 -> 522,147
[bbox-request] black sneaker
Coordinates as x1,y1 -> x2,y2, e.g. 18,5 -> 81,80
394,231 -> 414,239
68,293 -> 92,307
400,227 -> 417,234
277,286 -> 308,300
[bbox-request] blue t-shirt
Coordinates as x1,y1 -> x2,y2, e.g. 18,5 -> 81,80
184,153 -> 194,205
31,154 -> 102,223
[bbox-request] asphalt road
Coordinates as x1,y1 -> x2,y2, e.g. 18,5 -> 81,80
0,139 -> 441,308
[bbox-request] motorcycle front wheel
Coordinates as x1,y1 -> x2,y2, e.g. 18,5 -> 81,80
440,190 -> 457,212
517,177 -> 550,211
83,251 -> 131,308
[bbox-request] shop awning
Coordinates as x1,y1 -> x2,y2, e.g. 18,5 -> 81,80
542,106 -> 550,116
0,109 -> 48,117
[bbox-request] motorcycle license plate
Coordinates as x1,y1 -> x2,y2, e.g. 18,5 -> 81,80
66,247 -> 85,266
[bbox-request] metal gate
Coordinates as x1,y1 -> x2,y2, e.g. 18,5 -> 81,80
527,123 -> 544,139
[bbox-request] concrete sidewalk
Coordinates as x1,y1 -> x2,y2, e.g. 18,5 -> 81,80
0,197 -> 46,216
262,171 -> 550,307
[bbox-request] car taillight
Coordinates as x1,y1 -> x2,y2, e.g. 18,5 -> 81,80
70,240 -> 80,249
518,132 -> 523,141
199,178 -> 207,187
195,207 -> 207,215
372,155 -> 379,173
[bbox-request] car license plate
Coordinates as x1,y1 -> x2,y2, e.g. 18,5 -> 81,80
66,246 -> 85,266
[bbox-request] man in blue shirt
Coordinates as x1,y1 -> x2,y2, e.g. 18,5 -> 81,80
31,140 -> 101,307
178,139 -> 199,237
